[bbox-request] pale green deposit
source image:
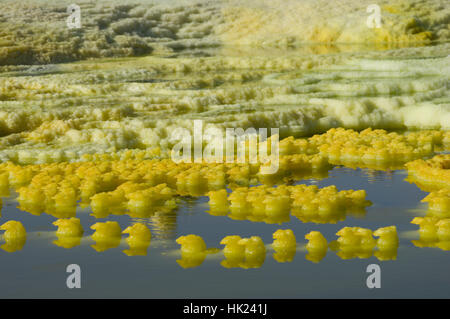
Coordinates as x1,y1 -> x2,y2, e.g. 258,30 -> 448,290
0,0 -> 448,164
0,0 -> 448,65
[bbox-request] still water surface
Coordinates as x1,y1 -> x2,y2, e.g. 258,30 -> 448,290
0,166 -> 447,298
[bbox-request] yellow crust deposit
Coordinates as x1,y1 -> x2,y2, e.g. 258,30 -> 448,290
208,184 -> 371,224
406,154 -> 450,191
220,235 -> 266,269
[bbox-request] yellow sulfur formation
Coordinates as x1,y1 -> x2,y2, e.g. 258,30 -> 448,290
0,151 -> 331,219
336,227 -> 377,250
406,154 -> 450,191
0,220 -> 26,240
411,217 -> 450,242
411,217 -> 450,251
123,223 -> 151,246
272,229 -> 296,251
91,221 -> 122,240
52,216 -> 83,249
0,220 -> 26,252
209,183 -> 371,225
373,226 -> 399,250
53,236 -> 83,250
328,226 -> 399,260
304,231 -> 328,263
421,189 -> 450,215
123,223 -> 152,243
176,251 -> 208,269
176,235 -> 207,255
53,218 -> 84,237
237,236 -> 266,269
305,231 -> 328,250
122,223 -> 152,256
272,229 -> 296,263
90,221 -> 122,252
220,235 -> 266,269
175,234 -> 219,268
208,189 -> 229,215
221,235 -> 246,262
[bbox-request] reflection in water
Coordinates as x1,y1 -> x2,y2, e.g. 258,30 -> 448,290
52,218 -> 84,249
220,235 -> 266,269
405,155 -> 450,191
412,239 -> 450,251
147,211 -> 178,241
90,221 -> 122,252
219,42 -> 429,58
0,220 -> 26,240
305,227 -> 399,262
0,220 -> 27,253
208,184 -> 371,225
53,218 -> 84,237
411,217 -> 450,251
292,207 -> 367,224
176,234 -> 220,268
364,169 -> 395,183
53,236 -> 82,249
272,229 -> 296,263
177,234 -> 207,254
173,228 -> 398,268
122,223 -> 151,256
332,226 -> 398,261
305,231 -> 328,263
17,201 -> 77,219
177,251 -> 208,268
1,237 -> 26,253
421,189 -> 450,216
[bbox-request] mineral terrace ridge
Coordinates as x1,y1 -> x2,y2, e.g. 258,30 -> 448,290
0,0 -> 448,164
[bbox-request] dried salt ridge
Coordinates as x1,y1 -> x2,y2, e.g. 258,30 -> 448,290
0,0 -> 449,65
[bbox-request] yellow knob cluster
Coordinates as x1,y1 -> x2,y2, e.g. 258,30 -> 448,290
311,128 -> 449,167
421,188 -> 450,216
406,154 -> 450,191
272,229 -> 297,262
220,235 -> 266,269
0,220 -> 26,253
305,226 -> 399,262
208,184 -> 371,224
411,217 -> 450,250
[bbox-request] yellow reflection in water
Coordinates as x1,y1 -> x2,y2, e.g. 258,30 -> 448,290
272,229 -> 296,263
208,184 -> 371,225
331,226 -> 399,261
90,221 -> 122,252
220,235 -> 266,269
122,223 -> 151,256
305,231 -> 328,263
176,234 -> 220,268
411,217 -> 450,251
0,220 -> 26,252
306,226 -> 399,262
52,218 -> 84,249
